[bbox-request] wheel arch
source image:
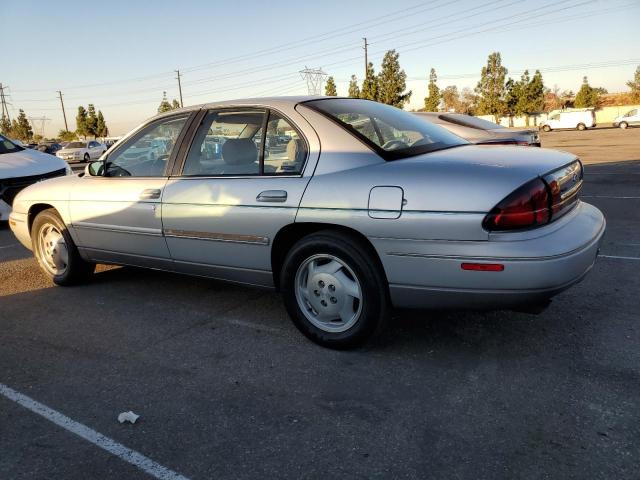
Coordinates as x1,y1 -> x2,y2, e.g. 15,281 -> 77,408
271,222 -> 388,291
28,203 -> 57,233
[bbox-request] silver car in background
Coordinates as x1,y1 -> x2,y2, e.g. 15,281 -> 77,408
415,112 -> 541,146
9,97 -> 604,348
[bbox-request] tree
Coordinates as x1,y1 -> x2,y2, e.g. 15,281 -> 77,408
96,111 -> 108,138
574,76 -> 599,108
475,52 -> 508,123
360,62 -> 379,101
76,106 -> 89,138
86,104 -> 98,138
627,66 -> 640,102
377,50 -> 411,107
504,78 -> 521,127
525,70 -> 545,124
171,99 -> 181,109
424,68 -> 440,111
441,85 -> 459,112
58,129 -> 77,142
325,76 -> 338,96
33,134 -> 43,143
348,75 -> 360,98
11,110 -> 33,142
0,115 -> 11,136
459,88 -> 477,114
158,92 -> 173,113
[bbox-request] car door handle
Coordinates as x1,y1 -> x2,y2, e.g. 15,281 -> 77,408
256,190 -> 287,202
140,189 -> 161,200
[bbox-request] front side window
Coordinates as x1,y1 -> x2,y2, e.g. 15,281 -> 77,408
105,115 -> 188,177
306,98 -> 467,160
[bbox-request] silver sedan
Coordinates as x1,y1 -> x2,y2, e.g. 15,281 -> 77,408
9,97 -> 605,348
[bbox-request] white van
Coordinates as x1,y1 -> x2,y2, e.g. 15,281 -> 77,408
613,108 -> 640,129
540,110 -> 596,132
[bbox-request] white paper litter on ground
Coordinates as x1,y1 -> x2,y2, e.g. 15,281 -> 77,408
118,411 -> 140,424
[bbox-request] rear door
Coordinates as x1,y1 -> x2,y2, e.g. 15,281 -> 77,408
69,112 -> 194,266
161,107 -> 315,286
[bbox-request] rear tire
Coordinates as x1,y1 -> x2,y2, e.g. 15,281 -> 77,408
577,123 -> 586,131
281,231 -> 389,349
31,208 -> 95,286
620,122 -> 628,130
542,125 -> 551,132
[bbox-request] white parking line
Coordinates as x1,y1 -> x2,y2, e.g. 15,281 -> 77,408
599,254 -> 640,261
0,383 -> 190,480
0,243 -> 19,249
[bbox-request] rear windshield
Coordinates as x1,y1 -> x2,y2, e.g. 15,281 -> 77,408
305,98 -> 467,160
440,114 -> 502,130
0,134 -> 23,154
66,142 -> 86,148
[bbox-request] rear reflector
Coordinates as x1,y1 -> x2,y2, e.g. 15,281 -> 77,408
461,263 -> 504,272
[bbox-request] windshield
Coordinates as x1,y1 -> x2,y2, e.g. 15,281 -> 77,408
305,98 -> 468,160
66,142 -> 86,148
0,134 -> 24,154
440,114 -> 502,130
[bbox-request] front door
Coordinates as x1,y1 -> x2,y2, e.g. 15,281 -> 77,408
69,113 -> 191,266
162,107 -> 313,286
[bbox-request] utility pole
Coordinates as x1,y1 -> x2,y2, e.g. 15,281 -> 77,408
175,70 -> 184,107
362,37 -> 369,79
57,90 -> 68,132
0,83 -> 11,123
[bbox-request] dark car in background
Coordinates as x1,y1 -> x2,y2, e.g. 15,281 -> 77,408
36,142 -> 63,155
415,112 -> 541,147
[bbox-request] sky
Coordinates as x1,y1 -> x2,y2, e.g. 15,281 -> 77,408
2,0 -> 639,137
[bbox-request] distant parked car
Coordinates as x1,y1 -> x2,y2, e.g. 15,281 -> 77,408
0,134 -> 70,221
539,110 -> 596,132
56,140 -> 106,163
613,108 -> 640,129
415,112 -> 541,146
36,142 -> 63,155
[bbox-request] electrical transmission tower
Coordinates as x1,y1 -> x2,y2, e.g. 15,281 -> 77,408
299,67 -> 328,95
0,83 -> 11,122
28,116 -> 51,138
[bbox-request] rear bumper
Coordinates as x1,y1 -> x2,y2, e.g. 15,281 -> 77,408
376,202 -> 605,310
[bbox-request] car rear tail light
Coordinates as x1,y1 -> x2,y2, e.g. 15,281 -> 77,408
483,161 -> 583,231
483,178 -> 550,230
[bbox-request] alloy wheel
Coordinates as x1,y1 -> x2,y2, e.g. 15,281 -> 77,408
294,254 -> 363,333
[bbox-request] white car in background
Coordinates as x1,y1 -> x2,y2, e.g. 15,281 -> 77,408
56,140 -> 106,163
540,110 -> 596,132
613,108 -> 640,129
0,134 -> 70,221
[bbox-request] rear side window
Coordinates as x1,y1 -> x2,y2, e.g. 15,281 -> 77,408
306,98 -> 467,160
182,108 -> 307,176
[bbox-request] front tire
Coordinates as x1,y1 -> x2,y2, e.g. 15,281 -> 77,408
281,231 -> 389,349
620,121 -> 628,130
577,123 -> 586,131
31,209 -> 95,286
83,153 -> 90,162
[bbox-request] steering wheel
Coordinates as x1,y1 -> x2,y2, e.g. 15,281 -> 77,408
381,139 -> 408,150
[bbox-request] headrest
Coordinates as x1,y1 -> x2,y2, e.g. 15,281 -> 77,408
286,138 -> 305,163
222,138 -> 257,165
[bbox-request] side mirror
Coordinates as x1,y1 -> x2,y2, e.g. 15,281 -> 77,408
85,161 -> 105,177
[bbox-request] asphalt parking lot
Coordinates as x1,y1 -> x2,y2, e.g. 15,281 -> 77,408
1,127 -> 639,479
